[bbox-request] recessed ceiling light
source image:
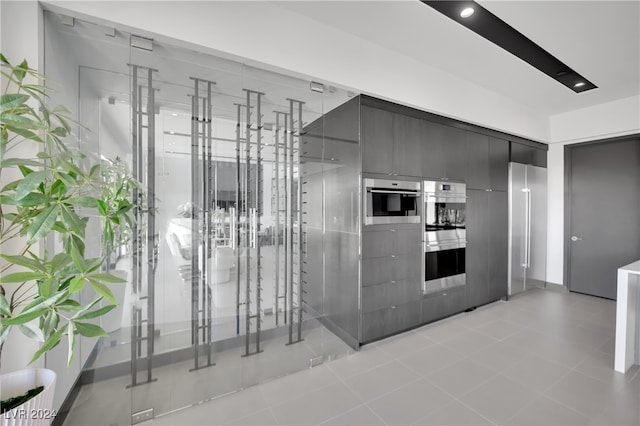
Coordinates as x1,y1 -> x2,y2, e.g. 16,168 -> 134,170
171,113 -> 178,116
460,7 -> 474,18
574,82 -> 586,88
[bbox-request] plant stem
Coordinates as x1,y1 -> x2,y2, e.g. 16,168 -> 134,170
0,244 -> 31,274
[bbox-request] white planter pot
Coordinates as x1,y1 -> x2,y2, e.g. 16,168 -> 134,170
1,369 -> 56,426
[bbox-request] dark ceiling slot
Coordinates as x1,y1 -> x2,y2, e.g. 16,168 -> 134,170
422,0 -> 597,93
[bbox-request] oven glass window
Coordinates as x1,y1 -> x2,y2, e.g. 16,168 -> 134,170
425,248 -> 466,281
425,201 -> 466,230
372,192 -> 417,217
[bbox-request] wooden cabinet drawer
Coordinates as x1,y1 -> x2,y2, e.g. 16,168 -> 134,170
421,287 -> 466,325
362,257 -> 394,286
361,279 -> 421,313
361,301 -> 421,343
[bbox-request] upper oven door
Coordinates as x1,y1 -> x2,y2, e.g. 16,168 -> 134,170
364,178 -> 421,225
424,180 -> 466,231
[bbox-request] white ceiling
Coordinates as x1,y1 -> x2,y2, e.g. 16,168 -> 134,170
275,0 -> 640,116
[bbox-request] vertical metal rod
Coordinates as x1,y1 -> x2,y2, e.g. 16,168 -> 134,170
200,94 -> 207,347
131,66 -> 139,296
288,103 -> 294,343
206,81 -> 214,364
137,86 -> 144,295
130,65 -> 138,388
244,91 -> 252,356
274,113 -> 281,327
296,101 -> 304,340
146,68 -> 156,382
191,86 -> 200,369
283,114 -> 289,326
255,93 -> 263,352
235,104 -> 242,336
130,306 -> 137,386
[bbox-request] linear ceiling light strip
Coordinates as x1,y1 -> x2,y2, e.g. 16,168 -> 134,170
422,1 -> 597,93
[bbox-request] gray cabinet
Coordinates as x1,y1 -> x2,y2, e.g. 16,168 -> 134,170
361,301 -> 421,343
466,190 -> 489,307
466,189 -> 508,307
488,191 -> 508,301
489,137 -> 509,191
393,114 -> 423,177
421,287 -> 466,324
511,142 -> 547,168
466,134 -> 509,191
362,106 -> 393,175
423,122 -> 466,181
466,132 -> 490,190
362,107 -> 422,177
361,226 -> 422,342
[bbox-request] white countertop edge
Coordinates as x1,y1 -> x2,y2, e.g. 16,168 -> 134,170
619,260 -> 640,275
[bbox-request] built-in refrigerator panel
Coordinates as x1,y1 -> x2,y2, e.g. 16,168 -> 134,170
509,163 -> 547,296
527,164 -> 547,287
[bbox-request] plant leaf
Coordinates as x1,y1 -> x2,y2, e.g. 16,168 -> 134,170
0,254 -> 46,272
0,271 -> 45,283
60,205 -> 85,237
66,196 -> 98,208
0,294 -> 11,316
56,300 -> 81,312
18,322 -> 45,342
67,322 -> 76,366
41,310 -> 59,340
14,192 -> 51,207
50,253 -> 72,271
0,158 -> 42,168
96,199 -> 107,216
69,276 -> 85,293
71,297 -> 102,320
1,292 -> 66,326
74,321 -> 107,338
15,170 -> 48,200
0,93 -> 29,111
29,326 -> 65,365
87,278 -> 117,304
14,59 -> 28,82
87,272 -> 126,284
26,204 -> 60,244
0,326 -> 10,346
75,304 -> 115,321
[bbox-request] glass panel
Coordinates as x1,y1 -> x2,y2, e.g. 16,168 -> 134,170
43,11 -> 355,424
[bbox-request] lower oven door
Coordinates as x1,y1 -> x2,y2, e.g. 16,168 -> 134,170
424,245 -> 466,295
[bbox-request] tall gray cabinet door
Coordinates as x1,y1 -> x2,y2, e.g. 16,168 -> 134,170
362,106 -> 393,175
466,189 -> 489,307
393,114 -> 422,177
489,137 -> 509,191
465,132 -> 490,190
488,191 -> 508,301
421,121 -> 445,179
443,126 -> 467,182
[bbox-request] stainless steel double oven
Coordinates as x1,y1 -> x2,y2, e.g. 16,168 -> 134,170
423,180 -> 467,294
363,177 -> 466,295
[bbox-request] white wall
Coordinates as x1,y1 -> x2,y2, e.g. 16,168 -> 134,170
545,96 -> 640,285
42,0 -> 550,143
0,0 -> 45,374
550,95 -> 640,144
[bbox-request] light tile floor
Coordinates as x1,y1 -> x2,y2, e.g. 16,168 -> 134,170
150,289 -> 640,425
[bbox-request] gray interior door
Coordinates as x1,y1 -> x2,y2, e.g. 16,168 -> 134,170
568,138 -> 640,299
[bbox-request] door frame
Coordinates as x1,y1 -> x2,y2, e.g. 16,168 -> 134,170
563,133 -> 640,292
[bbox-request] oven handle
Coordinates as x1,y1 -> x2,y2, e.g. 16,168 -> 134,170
425,240 -> 467,250
369,189 -> 419,196
426,194 -> 467,199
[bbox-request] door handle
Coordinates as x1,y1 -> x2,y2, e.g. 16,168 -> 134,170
571,236 -> 583,242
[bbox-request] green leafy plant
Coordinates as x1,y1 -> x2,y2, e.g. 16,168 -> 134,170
0,55 -> 141,367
